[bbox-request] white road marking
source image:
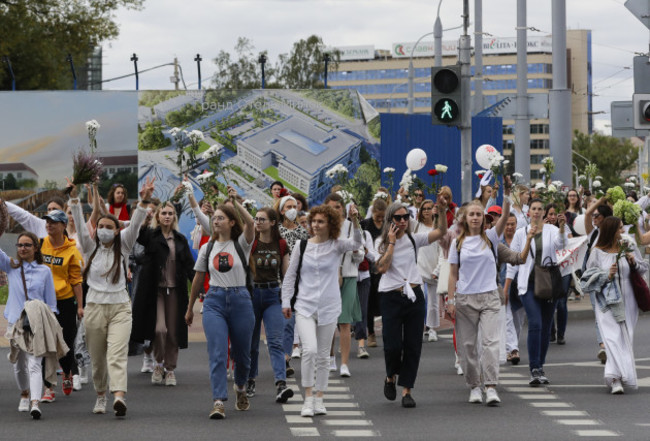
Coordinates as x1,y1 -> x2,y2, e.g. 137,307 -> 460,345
331,430 -> 380,437
322,394 -> 354,400
529,402 -> 573,408
542,410 -> 589,417
290,427 -> 320,437
574,430 -> 619,437
286,415 -> 312,424
506,387 -> 549,393
322,420 -> 373,426
518,394 -> 557,400
499,372 -> 526,378
500,379 -> 532,385
556,419 -> 602,425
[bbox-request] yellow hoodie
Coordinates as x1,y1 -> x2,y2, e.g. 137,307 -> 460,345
40,236 -> 84,301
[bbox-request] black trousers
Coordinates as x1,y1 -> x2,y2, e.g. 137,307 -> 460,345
367,273 -> 381,335
380,286 -> 425,389
44,297 -> 78,387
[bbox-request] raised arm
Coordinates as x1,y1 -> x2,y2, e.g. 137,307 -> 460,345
3,200 -> 47,237
120,177 -> 156,253
228,186 -> 254,244
427,195 -> 448,243
494,177 -> 512,237
584,196 -> 606,236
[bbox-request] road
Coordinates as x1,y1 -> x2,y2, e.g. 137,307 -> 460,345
2,313 -> 650,440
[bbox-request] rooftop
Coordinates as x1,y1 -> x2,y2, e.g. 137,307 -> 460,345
0,162 -> 38,176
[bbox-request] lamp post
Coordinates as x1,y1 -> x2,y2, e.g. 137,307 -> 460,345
388,81 -> 408,113
66,54 -> 77,90
407,31 -> 434,114
258,54 -> 267,89
2,56 -> 16,91
194,54 -> 202,90
130,53 -> 139,90
323,53 -> 331,89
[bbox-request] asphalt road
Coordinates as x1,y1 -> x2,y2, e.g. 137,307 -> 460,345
2,314 -> 650,440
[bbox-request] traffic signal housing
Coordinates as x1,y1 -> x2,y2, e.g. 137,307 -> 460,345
633,93 -> 650,129
431,65 -> 461,127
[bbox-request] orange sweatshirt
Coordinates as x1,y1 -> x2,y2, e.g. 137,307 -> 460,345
40,236 -> 84,301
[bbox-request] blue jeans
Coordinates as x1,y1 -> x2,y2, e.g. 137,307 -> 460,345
551,274 -> 571,338
520,283 -> 557,371
202,286 -> 255,401
249,286 -> 286,383
283,315 -> 296,356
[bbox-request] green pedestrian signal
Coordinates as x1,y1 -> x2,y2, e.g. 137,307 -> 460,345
431,66 -> 461,127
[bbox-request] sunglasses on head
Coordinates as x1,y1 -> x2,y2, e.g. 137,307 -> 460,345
392,214 -> 410,222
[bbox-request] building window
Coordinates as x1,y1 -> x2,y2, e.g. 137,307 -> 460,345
17,172 -> 22,178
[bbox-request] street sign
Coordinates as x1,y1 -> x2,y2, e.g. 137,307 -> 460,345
634,56 -> 650,93
625,0 -> 650,30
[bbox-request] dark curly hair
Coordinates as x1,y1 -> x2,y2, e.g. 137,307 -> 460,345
309,205 -> 342,240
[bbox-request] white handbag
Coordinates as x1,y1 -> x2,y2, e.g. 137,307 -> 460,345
436,257 -> 450,294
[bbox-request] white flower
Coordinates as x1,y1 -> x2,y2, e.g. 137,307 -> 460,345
535,182 -> 546,190
383,167 -> 395,174
578,174 -> 586,181
201,145 -> 221,160
399,169 -> 415,191
503,160 -> 510,165
547,184 -> 557,193
196,171 -> 214,182
512,172 -> 523,179
540,167 -> 546,174
373,191 -> 389,200
435,164 -> 448,173
644,186 -> 650,192
592,180 -> 601,188
182,181 -> 193,193
336,190 -> 354,203
326,164 -> 348,179
551,180 -> 563,188
169,127 -> 181,137
624,182 -> 635,188
188,130 -> 205,144
595,175 -> 603,181
85,120 -> 100,131
242,199 -> 256,209
630,176 -> 637,181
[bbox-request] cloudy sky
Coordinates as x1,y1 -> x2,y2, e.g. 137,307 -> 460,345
103,0 -> 649,129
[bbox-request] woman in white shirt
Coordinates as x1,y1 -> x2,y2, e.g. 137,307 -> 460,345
505,198 -> 569,386
185,187 -> 255,420
68,178 -> 154,417
446,194 -> 534,406
375,198 -> 448,409
281,204 -> 362,418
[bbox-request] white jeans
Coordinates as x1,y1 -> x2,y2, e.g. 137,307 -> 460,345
295,312 -> 337,392
505,303 -> 526,353
13,349 -> 43,402
425,280 -> 440,329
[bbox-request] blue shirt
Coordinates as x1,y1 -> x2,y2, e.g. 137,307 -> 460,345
0,248 -> 57,325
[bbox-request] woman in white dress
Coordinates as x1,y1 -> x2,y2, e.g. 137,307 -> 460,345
581,217 -> 648,394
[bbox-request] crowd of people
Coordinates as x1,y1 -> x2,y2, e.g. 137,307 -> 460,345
1,172 -> 648,421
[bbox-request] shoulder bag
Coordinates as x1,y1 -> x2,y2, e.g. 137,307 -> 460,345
530,230 -> 563,301
629,262 -> 650,312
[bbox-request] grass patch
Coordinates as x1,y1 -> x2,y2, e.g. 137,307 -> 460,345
186,140 -> 211,155
0,285 -> 8,305
263,166 -> 306,196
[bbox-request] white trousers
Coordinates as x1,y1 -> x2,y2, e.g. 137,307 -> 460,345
505,302 -> 526,353
425,280 -> 441,329
13,349 -> 43,402
296,312 -> 337,392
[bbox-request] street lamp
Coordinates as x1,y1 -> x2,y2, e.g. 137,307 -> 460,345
388,81 -> 408,113
323,53 -> 331,89
2,56 -> 16,91
258,54 -> 267,89
66,54 -> 77,90
407,31 -> 434,114
130,53 -> 139,90
194,54 -> 202,90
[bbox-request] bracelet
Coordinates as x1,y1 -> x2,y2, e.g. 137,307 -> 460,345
140,199 -> 151,204
388,242 -> 396,246
447,298 -> 456,306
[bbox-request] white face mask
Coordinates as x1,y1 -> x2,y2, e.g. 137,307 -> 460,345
284,208 -> 297,222
97,228 -> 116,244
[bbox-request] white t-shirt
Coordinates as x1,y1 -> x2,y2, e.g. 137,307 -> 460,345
376,232 -> 430,292
448,228 -> 500,295
194,234 -> 253,288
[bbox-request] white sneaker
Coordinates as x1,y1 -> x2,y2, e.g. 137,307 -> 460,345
73,374 -> 82,391
93,395 -> 107,414
291,346 -> 301,359
30,402 -> 41,419
340,364 -> 351,377
301,396 -> 314,417
329,356 -> 337,372
18,397 -> 30,412
141,354 -> 154,373
314,397 -> 327,415
151,365 -> 165,385
486,387 -> 501,406
79,366 -> 89,384
469,387 -> 483,404
611,379 -> 624,395
428,330 -> 438,342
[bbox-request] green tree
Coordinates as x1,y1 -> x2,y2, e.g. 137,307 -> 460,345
138,121 -> 171,151
211,37 -> 273,89
0,0 -> 145,90
348,159 -> 380,216
278,35 -> 340,89
43,179 -> 59,190
3,173 -> 17,190
17,178 -> 37,189
572,130 -> 639,189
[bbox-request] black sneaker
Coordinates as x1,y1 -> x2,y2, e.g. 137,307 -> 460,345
529,369 -> 542,387
539,370 -> 550,385
286,360 -> 294,378
384,377 -> 397,401
246,379 -> 256,398
557,336 -> 566,345
401,393 -> 416,408
275,381 -> 294,403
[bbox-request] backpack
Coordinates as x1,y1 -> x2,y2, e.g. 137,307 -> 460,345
201,238 -> 253,297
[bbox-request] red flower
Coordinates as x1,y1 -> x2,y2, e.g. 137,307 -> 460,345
279,188 -> 290,197
478,174 -> 484,179
428,169 -> 437,176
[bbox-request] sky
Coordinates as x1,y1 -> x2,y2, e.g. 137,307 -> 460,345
102,0 -> 650,131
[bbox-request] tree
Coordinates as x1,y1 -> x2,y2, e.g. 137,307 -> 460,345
43,179 -> 59,190
211,37 -> 273,89
0,0 -> 145,90
572,130 -> 639,189
3,173 -> 17,190
278,35 -> 340,89
138,121 -> 171,151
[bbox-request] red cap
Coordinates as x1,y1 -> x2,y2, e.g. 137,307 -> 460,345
487,206 -> 502,215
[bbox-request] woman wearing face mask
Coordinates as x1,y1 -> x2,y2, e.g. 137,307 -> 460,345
131,199 -> 196,389
68,178 -> 155,416
505,198 -> 569,386
2,232 -> 59,420
275,195 -> 309,371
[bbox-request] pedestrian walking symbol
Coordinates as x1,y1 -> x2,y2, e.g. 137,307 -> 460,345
441,100 -> 453,120
433,98 -> 459,123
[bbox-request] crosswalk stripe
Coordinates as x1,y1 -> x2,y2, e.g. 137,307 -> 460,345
322,420 -> 373,426
290,427 -> 320,437
542,410 -> 589,417
331,430 -> 379,437
322,394 -> 354,400
557,419 -> 602,426
286,415 -> 312,424
529,402 -> 573,407
574,430 -> 619,437
518,394 -> 557,400
506,387 -> 548,393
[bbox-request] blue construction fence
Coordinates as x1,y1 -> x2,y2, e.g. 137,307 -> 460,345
379,113 -> 503,205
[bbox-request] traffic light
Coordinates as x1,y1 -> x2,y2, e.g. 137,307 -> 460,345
431,65 -> 461,126
633,94 -> 650,129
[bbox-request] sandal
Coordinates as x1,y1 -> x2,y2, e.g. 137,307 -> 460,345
510,350 -> 520,365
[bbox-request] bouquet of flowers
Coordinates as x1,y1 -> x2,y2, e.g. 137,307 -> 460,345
383,167 -> 395,196
536,181 -> 567,213
242,199 -> 257,216
489,153 -> 508,178
512,172 -> 524,185
613,199 -> 641,234
67,120 -> 104,194
616,236 -> 635,262
326,163 -> 349,188
540,157 -> 555,185
170,180 -> 194,204
418,163 -> 448,196
606,186 -> 626,205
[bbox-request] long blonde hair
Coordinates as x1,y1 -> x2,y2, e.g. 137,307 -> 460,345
455,201 -> 492,253
152,202 -> 180,231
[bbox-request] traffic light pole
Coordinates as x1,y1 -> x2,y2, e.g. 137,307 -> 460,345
460,0 -> 473,203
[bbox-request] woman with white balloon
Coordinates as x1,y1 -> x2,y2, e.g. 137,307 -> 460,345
475,145 -> 502,212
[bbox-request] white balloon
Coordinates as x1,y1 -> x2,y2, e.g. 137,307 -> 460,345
475,144 -> 498,169
406,148 -> 427,171
573,214 -> 587,236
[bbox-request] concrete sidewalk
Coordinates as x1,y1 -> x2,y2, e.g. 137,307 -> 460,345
0,295 -> 596,348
